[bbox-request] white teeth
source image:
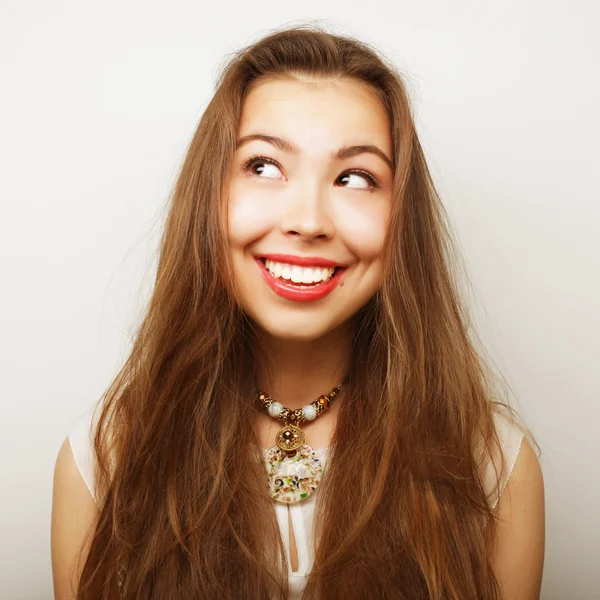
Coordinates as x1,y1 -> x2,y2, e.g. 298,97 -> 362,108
263,259 -> 336,284
291,266 -> 303,283
301,268 -> 314,284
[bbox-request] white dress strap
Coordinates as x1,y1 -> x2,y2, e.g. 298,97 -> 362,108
67,406 -> 98,503
483,409 -> 525,510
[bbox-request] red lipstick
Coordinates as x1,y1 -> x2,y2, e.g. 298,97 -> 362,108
256,258 -> 345,302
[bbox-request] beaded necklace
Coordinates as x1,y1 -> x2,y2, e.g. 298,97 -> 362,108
257,379 -> 345,503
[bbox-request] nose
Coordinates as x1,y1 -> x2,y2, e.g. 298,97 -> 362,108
279,181 -> 335,240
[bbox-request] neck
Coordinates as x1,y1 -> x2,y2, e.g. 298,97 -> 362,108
254,322 -> 351,410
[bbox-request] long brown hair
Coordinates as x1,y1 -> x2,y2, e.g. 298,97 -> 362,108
77,23 -> 536,599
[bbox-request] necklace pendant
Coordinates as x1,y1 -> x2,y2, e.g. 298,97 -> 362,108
257,380 -> 345,504
275,424 -> 305,453
265,444 -> 324,503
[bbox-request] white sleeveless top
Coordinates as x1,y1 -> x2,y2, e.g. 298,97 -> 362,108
67,406 -> 524,599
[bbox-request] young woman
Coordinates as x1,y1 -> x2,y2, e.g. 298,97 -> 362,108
51,25 -> 545,600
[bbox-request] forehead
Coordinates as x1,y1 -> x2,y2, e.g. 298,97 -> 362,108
238,75 -> 392,156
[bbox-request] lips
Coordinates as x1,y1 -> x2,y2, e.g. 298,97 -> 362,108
255,255 -> 346,302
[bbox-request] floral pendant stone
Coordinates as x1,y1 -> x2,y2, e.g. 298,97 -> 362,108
265,444 -> 324,503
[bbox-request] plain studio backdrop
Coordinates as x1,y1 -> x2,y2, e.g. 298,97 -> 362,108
1,1 -> 598,598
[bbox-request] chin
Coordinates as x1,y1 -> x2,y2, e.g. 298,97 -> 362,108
249,311 -> 350,343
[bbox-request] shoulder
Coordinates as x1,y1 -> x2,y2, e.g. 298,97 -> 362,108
486,411 -> 545,599
51,431 -> 99,599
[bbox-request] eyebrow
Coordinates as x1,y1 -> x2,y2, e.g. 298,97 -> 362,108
236,133 -> 394,172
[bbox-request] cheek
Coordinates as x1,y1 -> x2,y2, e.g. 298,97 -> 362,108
335,200 -> 391,259
227,183 -> 272,247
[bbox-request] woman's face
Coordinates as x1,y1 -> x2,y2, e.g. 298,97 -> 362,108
226,75 -> 394,341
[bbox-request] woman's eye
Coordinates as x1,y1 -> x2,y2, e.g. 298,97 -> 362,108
243,156 -> 378,190
337,171 -> 377,190
244,156 -> 283,179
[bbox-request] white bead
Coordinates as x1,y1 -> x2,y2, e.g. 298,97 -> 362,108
268,402 -> 283,417
303,405 -> 317,421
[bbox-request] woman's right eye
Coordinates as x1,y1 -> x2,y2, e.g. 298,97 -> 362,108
243,156 -> 283,179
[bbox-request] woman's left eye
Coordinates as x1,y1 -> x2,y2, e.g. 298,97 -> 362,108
337,171 -> 378,190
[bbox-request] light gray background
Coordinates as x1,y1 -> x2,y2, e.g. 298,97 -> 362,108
1,1 -> 598,598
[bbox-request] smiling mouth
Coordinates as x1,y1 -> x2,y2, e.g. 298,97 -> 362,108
258,258 -> 343,287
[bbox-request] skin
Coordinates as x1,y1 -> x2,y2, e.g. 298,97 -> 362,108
51,438 -> 99,600
490,438 -> 546,598
50,74 -> 544,598
227,74 -> 394,428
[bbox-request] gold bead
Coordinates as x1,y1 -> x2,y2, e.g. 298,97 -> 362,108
318,395 -> 330,409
